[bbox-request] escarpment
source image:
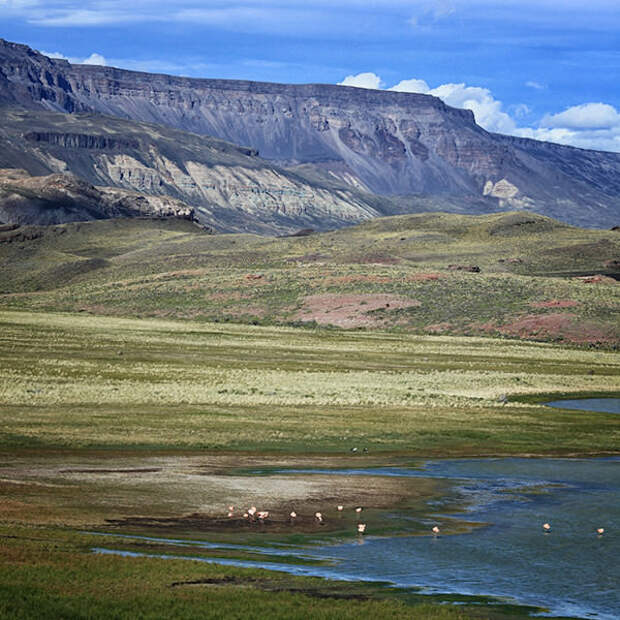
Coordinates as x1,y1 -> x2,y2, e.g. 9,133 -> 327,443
1,38 -> 620,229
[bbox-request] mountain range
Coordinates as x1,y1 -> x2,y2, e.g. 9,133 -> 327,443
0,37 -> 619,232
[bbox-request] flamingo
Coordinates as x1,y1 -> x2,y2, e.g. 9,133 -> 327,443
228,505 -> 234,512
597,527 -> 605,535
357,523 -> 366,534
290,511 -> 297,519
315,511 -> 323,523
432,526 -> 440,535
337,505 -> 344,512
243,513 -> 249,519
543,523 -> 551,532
257,511 -> 269,520
248,506 -> 257,517
355,506 -> 363,514
227,511 -> 234,518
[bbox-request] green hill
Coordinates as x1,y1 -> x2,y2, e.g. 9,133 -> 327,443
1,211 -> 618,346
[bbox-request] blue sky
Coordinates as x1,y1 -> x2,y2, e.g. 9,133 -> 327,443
1,0 -> 619,151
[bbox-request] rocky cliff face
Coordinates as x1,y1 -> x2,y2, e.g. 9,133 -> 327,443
0,107 -> 384,233
1,38 -> 619,229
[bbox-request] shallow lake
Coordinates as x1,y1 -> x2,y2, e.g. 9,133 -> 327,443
96,457 -> 620,619
545,398 -> 620,414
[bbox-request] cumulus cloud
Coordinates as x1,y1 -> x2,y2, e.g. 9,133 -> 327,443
337,72 -> 620,152
81,52 -> 107,66
390,78 -> 431,93
516,103 -> 620,151
541,102 -> 619,130
41,50 -> 106,65
338,72 -> 384,90
390,78 -> 517,134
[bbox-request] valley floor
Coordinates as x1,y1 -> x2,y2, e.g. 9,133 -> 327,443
0,309 -> 618,618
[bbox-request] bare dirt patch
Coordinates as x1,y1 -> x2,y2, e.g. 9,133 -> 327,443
295,294 -> 420,328
475,313 -> 618,345
575,275 -> 618,285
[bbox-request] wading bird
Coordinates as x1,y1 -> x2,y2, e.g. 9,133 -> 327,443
315,511 -> 323,523
357,523 -> 366,534
543,523 -> 551,532
597,527 -> 605,535
337,505 -> 344,512
432,526 -> 440,535
355,506 -> 363,514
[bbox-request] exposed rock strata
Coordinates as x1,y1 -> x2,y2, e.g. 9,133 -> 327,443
0,108 -> 382,233
1,38 -> 620,228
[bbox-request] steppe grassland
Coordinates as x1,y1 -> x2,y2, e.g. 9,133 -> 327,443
1,310 -> 618,453
0,213 -> 618,343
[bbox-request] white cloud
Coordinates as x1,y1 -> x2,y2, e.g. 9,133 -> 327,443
81,52 -> 106,66
337,72 -> 620,152
389,79 -> 517,134
525,80 -> 545,90
516,103 -> 620,151
41,50 -> 106,65
511,103 -> 531,118
338,72 -> 384,90
428,83 -> 517,134
390,78 -> 430,93
541,102 -> 619,130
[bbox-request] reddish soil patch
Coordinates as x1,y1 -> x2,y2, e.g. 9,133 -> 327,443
474,313 -> 618,345
575,275 -> 617,285
295,294 -> 420,328
530,299 -> 580,309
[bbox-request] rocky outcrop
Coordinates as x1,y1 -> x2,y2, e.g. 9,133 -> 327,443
0,168 -> 198,227
1,38 -> 620,228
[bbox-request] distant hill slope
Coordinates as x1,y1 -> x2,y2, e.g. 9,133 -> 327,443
1,211 -> 618,346
1,38 -> 619,229
0,107 -> 385,233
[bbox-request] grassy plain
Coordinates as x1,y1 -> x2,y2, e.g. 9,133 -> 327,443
1,310 -> 618,454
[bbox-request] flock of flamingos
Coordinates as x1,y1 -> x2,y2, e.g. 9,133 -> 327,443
223,506 -> 606,537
